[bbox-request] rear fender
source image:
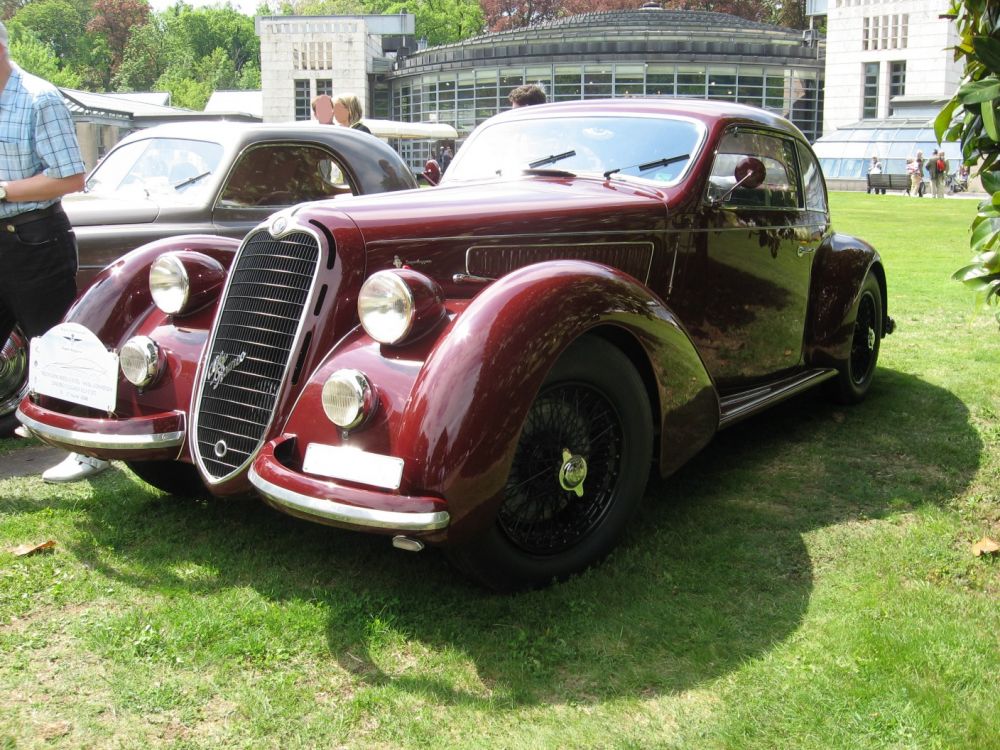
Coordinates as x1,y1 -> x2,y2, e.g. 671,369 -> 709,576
396,260 -> 717,540
67,235 -> 239,347
805,233 -> 887,368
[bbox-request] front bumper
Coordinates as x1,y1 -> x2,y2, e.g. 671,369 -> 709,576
16,399 -> 185,460
250,436 -> 450,536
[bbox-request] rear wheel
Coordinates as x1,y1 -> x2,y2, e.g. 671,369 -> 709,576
448,337 -> 653,591
0,328 -> 29,438
825,272 -> 883,405
126,460 -> 205,497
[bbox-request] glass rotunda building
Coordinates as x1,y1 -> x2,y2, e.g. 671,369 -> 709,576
383,7 -> 826,171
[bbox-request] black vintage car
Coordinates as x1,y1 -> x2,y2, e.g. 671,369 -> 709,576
0,121 -> 417,435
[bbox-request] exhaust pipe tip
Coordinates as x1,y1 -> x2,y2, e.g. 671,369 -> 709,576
392,535 -> 425,552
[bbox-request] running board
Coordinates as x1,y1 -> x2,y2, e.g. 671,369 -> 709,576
718,369 -> 837,428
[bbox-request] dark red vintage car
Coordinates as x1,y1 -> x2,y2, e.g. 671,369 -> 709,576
19,100 -> 892,590
0,121 -> 416,436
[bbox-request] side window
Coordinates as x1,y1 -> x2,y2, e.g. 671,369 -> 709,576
217,144 -> 355,208
796,141 -> 828,214
707,130 -> 801,209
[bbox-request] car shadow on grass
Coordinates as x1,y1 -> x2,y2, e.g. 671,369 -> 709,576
55,367 -> 980,707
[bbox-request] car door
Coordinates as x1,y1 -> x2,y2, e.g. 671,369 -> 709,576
212,143 -> 358,232
674,127 -> 815,389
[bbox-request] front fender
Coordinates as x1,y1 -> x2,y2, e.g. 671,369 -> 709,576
67,234 -> 239,346
397,260 -> 717,539
806,232 -> 887,368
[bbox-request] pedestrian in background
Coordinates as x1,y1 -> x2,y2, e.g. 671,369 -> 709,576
928,149 -> 949,199
508,84 -> 547,108
0,20 -> 108,482
911,150 -> 925,197
867,156 -> 885,194
332,93 -> 371,134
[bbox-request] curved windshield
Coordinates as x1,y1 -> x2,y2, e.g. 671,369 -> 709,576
86,137 -> 224,204
444,115 -> 703,185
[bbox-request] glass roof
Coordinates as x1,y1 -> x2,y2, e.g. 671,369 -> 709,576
814,120 -> 961,180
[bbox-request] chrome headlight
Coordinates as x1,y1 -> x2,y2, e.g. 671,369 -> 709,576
358,271 -> 414,344
358,269 -> 446,345
119,336 -> 163,387
321,369 -> 376,429
149,254 -> 189,315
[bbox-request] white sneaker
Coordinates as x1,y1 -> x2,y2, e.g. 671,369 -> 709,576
14,425 -> 31,439
42,453 -> 110,483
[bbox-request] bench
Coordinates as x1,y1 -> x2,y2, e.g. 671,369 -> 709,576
868,173 -> 915,193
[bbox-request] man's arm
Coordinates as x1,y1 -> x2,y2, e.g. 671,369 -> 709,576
3,172 -> 84,203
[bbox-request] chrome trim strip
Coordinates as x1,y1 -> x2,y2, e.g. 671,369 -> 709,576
249,465 -> 450,532
718,369 -> 837,428
15,407 -> 185,450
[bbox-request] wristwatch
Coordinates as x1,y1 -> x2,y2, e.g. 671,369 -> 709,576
0,182 -> 7,202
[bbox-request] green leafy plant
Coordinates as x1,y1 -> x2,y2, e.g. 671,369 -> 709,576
937,0 -> 1000,320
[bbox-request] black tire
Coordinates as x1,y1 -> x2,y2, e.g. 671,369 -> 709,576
126,460 -> 205,497
825,272 -> 883,405
0,327 -> 29,439
447,336 -> 653,591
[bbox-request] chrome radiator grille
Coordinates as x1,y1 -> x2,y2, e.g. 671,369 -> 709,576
194,230 -> 319,481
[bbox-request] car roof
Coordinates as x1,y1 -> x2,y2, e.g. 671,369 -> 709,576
489,98 -> 803,138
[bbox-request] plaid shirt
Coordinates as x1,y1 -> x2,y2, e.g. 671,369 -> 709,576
0,63 -> 85,219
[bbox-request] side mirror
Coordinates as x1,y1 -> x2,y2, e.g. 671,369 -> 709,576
711,156 -> 767,207
734,157 -> 766,189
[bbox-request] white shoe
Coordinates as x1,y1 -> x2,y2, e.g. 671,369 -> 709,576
14,425 -> 31,439
42,453 -> 110,483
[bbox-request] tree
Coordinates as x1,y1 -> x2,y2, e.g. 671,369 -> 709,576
936,0 -> 1000,321
87,0 -> 151,74
10,0 -> 87,63
7,27 -> 82,87
374,0 -> 484,44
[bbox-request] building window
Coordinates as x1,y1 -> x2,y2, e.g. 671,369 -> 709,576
316,79 -> 333,97
889,61 -> 906,116
294,79 -> 311,121
862,62 -> 879,119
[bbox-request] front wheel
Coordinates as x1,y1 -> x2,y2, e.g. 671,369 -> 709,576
448,336 -> 653,591
0,328 -> 29,438
825,271 -> 883,405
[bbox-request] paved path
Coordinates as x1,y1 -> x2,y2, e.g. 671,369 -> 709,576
0,444 -> 67,479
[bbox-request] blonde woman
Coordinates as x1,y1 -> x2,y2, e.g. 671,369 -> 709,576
332,94 -> 371,134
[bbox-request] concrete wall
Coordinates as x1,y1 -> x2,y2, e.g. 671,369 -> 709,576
823,0 -> 962,135
257,16 -> 375,122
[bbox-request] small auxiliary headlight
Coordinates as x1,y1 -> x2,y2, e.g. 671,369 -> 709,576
149,254 -> 189,315
119,336 -> 163,387
321,370 -> 376,429
358,271 -> 414,344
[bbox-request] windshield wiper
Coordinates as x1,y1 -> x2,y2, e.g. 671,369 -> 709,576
528,150 -> 576,169
173,171 -> 211,190
604,153 -> 690,180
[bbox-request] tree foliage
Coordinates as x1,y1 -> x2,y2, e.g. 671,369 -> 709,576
86,0 -> 150,74
936,0 -> 1000,320
7,26 -> 82,87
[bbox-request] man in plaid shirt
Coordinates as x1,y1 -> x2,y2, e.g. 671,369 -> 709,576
0,20 -> 109,482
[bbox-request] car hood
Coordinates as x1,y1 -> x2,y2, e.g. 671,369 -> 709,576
62,192 -> 160,226
302,175 -> 671,246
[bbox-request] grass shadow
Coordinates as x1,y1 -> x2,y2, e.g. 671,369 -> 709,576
42,367 -> 981,708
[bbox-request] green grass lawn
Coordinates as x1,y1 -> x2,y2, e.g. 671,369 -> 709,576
1,192 -> 997,749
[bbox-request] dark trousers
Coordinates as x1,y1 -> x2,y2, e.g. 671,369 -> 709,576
0,206 -> 79,346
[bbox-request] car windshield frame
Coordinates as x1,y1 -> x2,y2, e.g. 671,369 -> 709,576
85,137 -> 226,205
443,113 -> 707,187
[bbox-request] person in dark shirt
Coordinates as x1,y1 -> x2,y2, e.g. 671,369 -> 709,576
333,94 -> 371,134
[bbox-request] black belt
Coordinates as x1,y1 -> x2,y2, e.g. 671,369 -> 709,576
2,203 -> 65,232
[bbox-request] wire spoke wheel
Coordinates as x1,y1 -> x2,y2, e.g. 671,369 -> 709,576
499,382 -> 622,555
849,290 -> 878,386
